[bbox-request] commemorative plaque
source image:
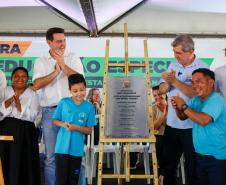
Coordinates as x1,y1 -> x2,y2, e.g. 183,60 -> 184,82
105,76 -> 149,138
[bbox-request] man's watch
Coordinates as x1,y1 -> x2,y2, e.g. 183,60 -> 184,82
180,104 -> 189,112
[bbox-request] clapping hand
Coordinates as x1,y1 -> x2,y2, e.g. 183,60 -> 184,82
93,102 -> 101,112
6,92 -> 22,112
54,63 -> 61,74
52,49 -> 64,63
171,95 -> 185,110
161,69 -> 176,84
162,94 -> 168,114
52,50 -> 66,71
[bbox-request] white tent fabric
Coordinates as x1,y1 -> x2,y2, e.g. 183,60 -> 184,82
0,0 -> 226,35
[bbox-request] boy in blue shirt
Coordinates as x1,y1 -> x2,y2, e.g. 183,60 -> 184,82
52,73 -> 96,185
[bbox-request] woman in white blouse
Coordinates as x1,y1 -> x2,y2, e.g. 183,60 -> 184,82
0,67 -> 41,185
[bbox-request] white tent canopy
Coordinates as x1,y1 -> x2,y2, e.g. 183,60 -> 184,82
1,0 -> 226,36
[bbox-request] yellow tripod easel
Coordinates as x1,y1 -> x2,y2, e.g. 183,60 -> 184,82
97,23 -> 158,185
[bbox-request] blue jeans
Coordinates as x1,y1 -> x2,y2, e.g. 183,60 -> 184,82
78,157 -> 86,185
196,153 -> 226,185
42,107 -> 59,185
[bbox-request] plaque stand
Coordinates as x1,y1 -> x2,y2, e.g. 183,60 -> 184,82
97,23 -> 158,185
0,135 -> 14,185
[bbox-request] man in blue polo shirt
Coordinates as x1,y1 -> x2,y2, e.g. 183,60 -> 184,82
171,68 -> 226,185
159,35 -> 208,185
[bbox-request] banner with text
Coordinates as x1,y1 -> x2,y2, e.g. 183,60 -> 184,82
0,56 -> 213,87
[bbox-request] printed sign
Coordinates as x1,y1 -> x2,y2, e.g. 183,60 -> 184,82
0,40 -> 215,88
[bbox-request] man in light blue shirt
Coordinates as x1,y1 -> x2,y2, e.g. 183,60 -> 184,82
171,68 -> 226,185
159,35 -> 208,185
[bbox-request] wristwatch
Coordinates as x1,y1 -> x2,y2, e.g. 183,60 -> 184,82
180,104 -> 188,112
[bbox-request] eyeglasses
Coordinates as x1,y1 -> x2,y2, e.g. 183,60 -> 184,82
92,94 -> 100,97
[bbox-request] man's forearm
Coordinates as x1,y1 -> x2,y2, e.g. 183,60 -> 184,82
159,82 -> 171,94
172,79 -> 196,98
184,108 -> 212,126
154,116 -> 166,130
33,70 -> 58,90
175,108 -> 187,120
71,125 -> 93,134
59,63 -> 77,76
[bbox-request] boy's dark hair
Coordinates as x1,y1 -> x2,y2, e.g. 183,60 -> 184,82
68,73 -> 86,89
192,68 -> 215,81
46,27 -> 64,41
152,85 -> 159,91
11,67 -> 29,79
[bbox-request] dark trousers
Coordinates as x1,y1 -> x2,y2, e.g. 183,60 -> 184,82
0,117 -> 41,185
162,125 -> 198,185
56,154 -> 82,185
196,153 -> 226,185
156,135 -> 164,175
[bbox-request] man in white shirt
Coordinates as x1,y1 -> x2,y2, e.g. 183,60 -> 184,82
32,27 -> 84,185
0,70 -> 7,103
215,47 -> 226,99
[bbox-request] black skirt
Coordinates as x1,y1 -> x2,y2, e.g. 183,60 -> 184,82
0,117 -> 41,185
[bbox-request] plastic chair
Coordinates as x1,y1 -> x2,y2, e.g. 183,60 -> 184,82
123,143 -> 151,184
87,129 -> 121,184
177,154 -> 186,185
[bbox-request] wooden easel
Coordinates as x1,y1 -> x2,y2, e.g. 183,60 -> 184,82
0,135 -> 14,185
97,23 -> 158,185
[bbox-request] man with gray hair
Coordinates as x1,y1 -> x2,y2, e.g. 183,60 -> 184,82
159,35 -> 208,185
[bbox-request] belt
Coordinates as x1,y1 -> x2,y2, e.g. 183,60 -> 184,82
44,105 -> 57,109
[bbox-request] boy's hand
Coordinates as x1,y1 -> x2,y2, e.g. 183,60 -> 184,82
66,123 -> 78,131
61,122 -> 69,129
